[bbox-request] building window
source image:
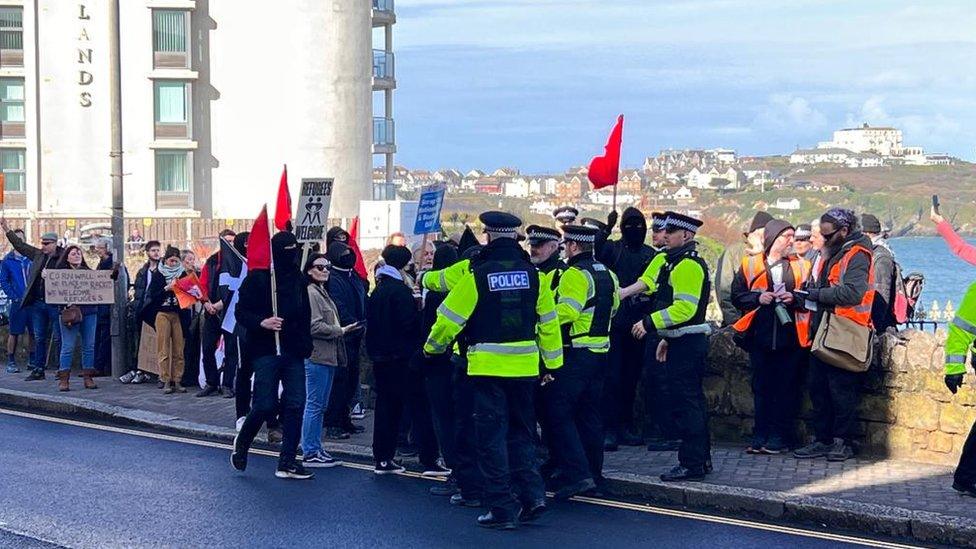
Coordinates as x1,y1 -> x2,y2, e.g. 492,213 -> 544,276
155,150 -> 192,209
1,148 -> 24,192
153,81 -> 190,139
0,78 -> 24,139
152,10 -> 189,69
0,7 -> 22,68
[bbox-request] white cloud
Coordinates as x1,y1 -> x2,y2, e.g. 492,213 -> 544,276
844,95 -> 965,150
755,94 -> 828,130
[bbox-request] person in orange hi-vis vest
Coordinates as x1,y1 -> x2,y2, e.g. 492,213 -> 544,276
793,208 -> 875,463
731,219 -> 811,456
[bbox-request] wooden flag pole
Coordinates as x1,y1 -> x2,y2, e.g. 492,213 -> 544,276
612,182 -> 617,214
268,210 -> 281,356
299,242 -> 310,273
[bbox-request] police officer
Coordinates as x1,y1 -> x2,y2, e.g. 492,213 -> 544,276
632,212 -> 712,481
553,206 -> 579,226
946,282 -> 976,496
425,211 -> 563,530
526,225 -> 566,290
545,224 -> 619,499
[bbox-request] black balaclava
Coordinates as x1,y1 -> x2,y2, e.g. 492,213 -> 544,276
620,207 -> 647,249
432,243 -> 459,270
326,227 -> 350,248
457,226 -> 479,257
327,241 -> 356,270
233,231 -> 249,258
272,231 -> 300,271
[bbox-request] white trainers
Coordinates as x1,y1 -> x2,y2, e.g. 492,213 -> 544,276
119,370 -> 137,384
350,403 -> 366,421
235,417 -> 246,433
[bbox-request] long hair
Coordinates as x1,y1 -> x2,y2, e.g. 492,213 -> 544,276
54,245 -> 91,270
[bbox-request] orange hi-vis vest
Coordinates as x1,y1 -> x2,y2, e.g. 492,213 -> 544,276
825,244 -> 876,328
732,254 -> 812,348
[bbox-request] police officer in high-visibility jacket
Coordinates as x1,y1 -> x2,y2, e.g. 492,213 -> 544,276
945,283 -> 976,496
527,225 -> 566,291
544,224 -> 619,499
425,211 -> 563,530
632,212 -> 713,482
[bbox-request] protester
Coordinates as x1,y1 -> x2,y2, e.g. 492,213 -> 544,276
198,231 -> 233,397
932,206 -> 976,266
144,246 -> 188,394
792,224 -> 813,258
301,252 -> 350,468
2,220 -> 64,381
793,208 -> 874,462
91,238 -> 116,376
323,241 -> 367,440
715,211 -> 772,326
387,232 -> 408,247
51,245 -> 99,391
862,214 -> 898,333
366,245 -> 424,474
120,240 -> 162,384
731,219 -> 810,454
232,231 -> 313,480
808,219 -> 825,260
1,229 -> 33,373
598,207 -> 654,450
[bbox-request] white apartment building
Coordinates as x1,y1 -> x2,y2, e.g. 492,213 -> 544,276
2,0 -> 374,222
818,123 -> 903,156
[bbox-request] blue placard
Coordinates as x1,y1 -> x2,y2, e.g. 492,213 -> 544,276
413,186 -> 446,235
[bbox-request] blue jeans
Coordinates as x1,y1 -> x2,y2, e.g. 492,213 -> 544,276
301,360 -> 338,456
59,313 -> 97,371
30,304 -> 61,370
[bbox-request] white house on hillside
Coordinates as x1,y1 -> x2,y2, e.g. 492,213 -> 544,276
771,197 -> 801,211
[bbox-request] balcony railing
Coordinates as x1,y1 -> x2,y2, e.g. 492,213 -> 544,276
373,117 -> 395,151
372,0 -> 395,26
372,49 -> 395,80
372,0 -> 394,12
372,182 -> 396,201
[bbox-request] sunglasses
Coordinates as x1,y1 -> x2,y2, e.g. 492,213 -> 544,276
311,264 -> 329,272
820,230 -> 838,241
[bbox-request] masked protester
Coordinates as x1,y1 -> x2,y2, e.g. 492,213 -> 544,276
596,207 -> 655,450
322,241 -> 368,440
232,231 -> 314,480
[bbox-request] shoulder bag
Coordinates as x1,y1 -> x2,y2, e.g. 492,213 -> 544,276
811,311 -> 874,373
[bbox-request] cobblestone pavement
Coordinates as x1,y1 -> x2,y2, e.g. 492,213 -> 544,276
2,370 -> 973,522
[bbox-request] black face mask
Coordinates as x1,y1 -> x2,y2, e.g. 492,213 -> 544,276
621,223 -> 646,247
335,252 -> 356,270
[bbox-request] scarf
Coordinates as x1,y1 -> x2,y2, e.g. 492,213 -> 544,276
159,263 -> 185,284
376,264 -> 403,281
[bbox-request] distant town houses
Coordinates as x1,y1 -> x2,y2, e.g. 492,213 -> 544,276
371,123 -> 961,210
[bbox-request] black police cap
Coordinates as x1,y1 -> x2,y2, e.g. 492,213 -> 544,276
561,224 -> 599,244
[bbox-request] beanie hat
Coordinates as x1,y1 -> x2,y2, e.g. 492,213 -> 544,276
763,219 -> 794,254
747,211 -> 774,234
381,245 -> 412,270
163,245 -> 181,260
861,214 -> 882,234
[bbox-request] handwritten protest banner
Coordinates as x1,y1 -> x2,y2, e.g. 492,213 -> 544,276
44,269 -> 115,305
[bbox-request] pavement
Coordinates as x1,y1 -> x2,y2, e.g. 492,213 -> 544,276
1,371 -> 975,546
0,412 -> 889,548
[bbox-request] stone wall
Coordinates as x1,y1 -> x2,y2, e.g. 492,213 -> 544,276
704,328 -> 976,466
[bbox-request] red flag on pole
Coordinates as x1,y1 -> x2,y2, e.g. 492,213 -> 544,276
274,165 -> 292,232
587,115 -> 624,190
347,216 -> 368,281
248,205 -> 272,271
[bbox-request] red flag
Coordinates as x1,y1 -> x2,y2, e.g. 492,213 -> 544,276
249,205 -> 272,271
347,216 -> 368,281
587,115 -> 624,190
274,165 -> 292,232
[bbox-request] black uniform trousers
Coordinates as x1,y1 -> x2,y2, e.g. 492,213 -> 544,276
809,354 -> 862,445
543,347 -> 606,484
642,335 -> 677,442
236,354 -> 305,467
200,313 -> 223,388
405,356 -> 440,467
472,375 -> 545,519
452,357 -> 484,499
666,333 -> 711,472
750,348 -> 803,447
955,421 -> 976,486
603,330 -> 645,437
94,305 -> 111,375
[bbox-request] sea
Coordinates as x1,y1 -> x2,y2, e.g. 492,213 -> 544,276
889,236 -> 976,314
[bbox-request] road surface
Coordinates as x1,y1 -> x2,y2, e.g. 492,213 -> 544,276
0,410 -> 911,548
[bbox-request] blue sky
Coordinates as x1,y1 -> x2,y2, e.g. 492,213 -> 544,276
385,0 -> 976,173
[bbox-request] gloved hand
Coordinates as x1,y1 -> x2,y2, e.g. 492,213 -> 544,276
607,210 -> 619,230
946,373 -> 964,394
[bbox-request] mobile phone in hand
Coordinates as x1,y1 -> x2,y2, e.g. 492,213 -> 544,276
933,195 -> 941,214
793,289 -> 810,300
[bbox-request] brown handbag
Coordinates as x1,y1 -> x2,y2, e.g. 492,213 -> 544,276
811,311 -> 874,373
60,305 -> 83,327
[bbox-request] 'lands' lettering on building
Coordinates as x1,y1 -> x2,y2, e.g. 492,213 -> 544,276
78,3 -> 93,107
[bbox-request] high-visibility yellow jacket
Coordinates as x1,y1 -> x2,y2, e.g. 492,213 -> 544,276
637,252 -> 667,295
557,255 -> 619,353
421,259 -> 471,293
424,247 -> 563,377
946,281 -> 976,375
647,249 -> 710,331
